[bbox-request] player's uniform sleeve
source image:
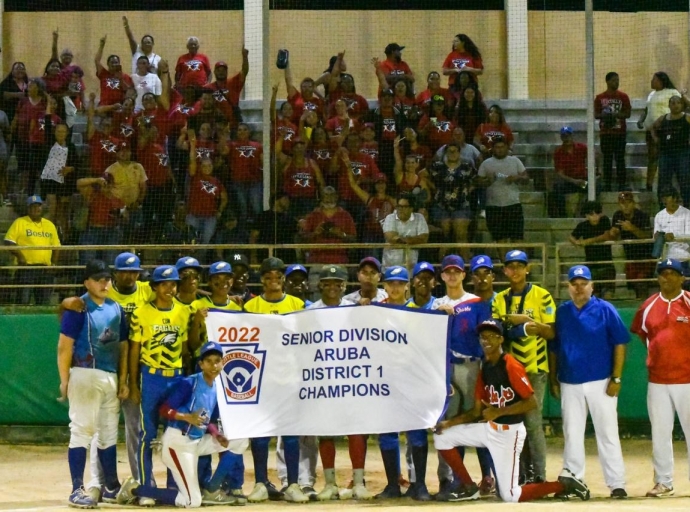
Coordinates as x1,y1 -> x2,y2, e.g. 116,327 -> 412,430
630,296 -> 655,338
60,310 -> 86,340
604,302 -> 630,346
505,356 -> 534,400
3,219 -> 19,244
159,377 -> 195,420
130,308 -> 143,343
539,289 -> 556,324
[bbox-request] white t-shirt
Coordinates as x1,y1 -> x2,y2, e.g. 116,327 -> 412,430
644,88 -> 681,131
41,143 -> 69,183
132,46 -> 162,75
431,291 -> 478,310
382,212 -> 429,267
654,205 -> 690,260
478,156 -> 526,207
132,73 -> 163,111
343,288 -> 388,304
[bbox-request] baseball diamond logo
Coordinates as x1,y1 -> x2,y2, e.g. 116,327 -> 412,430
220,344 -> 266,404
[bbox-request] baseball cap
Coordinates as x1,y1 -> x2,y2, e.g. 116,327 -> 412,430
381,88 -> 394,97
114,252 -> 143,271
199,341 -> 223,359
152,265 -> 180,283
373,173 -> 387,183
362,122 -> 375,130
209,261 -> 233,275
657,258 -> 684,275
504,250 -> 529,265
441,255 -> 465,272
176,256 -> 202,272
568,265 -> 592,281
470,255 -> 494,273
27,195 -> 43,205
560,126 -> 573,136
618,191 -> 634,202
432,94 -> 445,103
385,43 -> 405,54
286,264 -> 308,277
229,253 -> 250,268
359,256 -> 382,273
319,264 -> 348,281
412,261 -> 435,277
260,257 -> 285,275
476,319 -> 504,336
83,259 -> 111,281
383,266 -> 409,282
214,61 -> 228,69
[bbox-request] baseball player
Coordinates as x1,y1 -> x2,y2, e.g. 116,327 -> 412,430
129,265 -> 191,505
433,320 -> 590,502
175,256 -> 204,311
227,253 -> 255,304
343,257 -> 388,304
306,265 -> 371,501
117,342 -> 240,507
244,257 -> 307,503
492,249 -> 556,484
58,260 -> 128,508
284,263 -> 313,307
470,255 -> 496,304
631,258 -> 690,498
551,265 -> 628,499
405,261 -> 437,309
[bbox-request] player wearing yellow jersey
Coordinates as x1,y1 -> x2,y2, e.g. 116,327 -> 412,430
492,250 -> 556,485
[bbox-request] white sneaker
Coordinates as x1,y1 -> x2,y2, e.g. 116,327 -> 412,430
229,488 -> 248,504
202,488 -> 238,506
353,483 -> 374,500
316,483 -> 339,501
248,482 -> 268,503
339,487 -> 353,500
138,496 -> 156,507
86,487 -> 101,503
284,483 -> 309,503
646,483 -> 674,498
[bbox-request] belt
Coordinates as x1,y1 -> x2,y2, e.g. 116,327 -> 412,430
145,366 -> 183,377
488,421 -> 510,432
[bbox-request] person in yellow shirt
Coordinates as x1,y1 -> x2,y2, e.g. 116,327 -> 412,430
4,195 -> 60,304
104,143 -> 147,242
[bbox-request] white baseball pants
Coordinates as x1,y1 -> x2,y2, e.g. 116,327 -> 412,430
68,367 -> 120,449
648,382 -> 690,486
276,435 -> 318,487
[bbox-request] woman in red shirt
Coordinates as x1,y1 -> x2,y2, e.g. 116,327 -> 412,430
393,136 -> 430,209
443,34 -> 484,92
418,95 -> 457,152
347,170 -> 395,254
325,99 -> 358,146
271,82 -> 298,157
456,84 -> 487,145
328,73 -> 369,121
43,59 -> 66,97
279,137 -> 324,220
12,78 -> 48,194
400,127 -> 432,171
95,35 -> 134,106
308,126 -> 337,188
416,71 -> 454,116
474,104 -> 514,157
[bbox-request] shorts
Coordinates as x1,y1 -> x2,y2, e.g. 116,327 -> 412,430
485,203 -> 523,241
41,177 -> 74,198
430,205 -> 473,224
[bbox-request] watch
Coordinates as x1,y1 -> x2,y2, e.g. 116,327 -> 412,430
611,377 -> 621,384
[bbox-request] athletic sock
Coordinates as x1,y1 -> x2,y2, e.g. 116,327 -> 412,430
283,436 -> 300,485
438,448 -> 473,486
380,448 -> 400,487
250,437 -> 269,483
348,435 -> 366,469
353,468 -> 365,486
68,447 -> 87,492
319,438 -> 336,469
519,481 -> 565,502
134,485 -> 178,505
97,446 -> 119,490
323,468 -> 336,486
411,444 -> 428,486
206,452 -> 234,492
198,455 -> 213,488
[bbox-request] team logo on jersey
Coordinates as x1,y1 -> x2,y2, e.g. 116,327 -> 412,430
200,180 -> 218,195
360,148 -> 378,158
349,161 -> 365,176
196,147 -> 213,160
383,119 -> 396,133
155,153 -> 169,167
176,104 -> 193,115
101,140 -> 119,153
452,58 -> 470,69
303,102 -> 318,112
186,60 -> 203,71
120,124 -> 134,137
313,149 -> 330,160
238,146 -> 256,158
487,384 -> 515,408
212,89 -> 228,102
436,121 -> 451,132
219,344 -> 266,404
138,115 -> 155,128
106,78 -> 121,90
281,128 -> 295,141
293,172 -> 311,188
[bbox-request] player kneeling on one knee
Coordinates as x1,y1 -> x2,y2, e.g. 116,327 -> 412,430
117,342 -> 245,507
432,320 -> 591,503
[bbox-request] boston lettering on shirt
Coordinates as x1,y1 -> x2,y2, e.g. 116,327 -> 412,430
475,352 -> 534,425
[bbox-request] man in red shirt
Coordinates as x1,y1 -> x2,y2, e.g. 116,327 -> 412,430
594,72 -> 631,192
378,43 -> 415,91
95,35 -> 133,106
284,61 -> 324,124
220,123 -> 263,224
87,93 -> 120,176
631,258 -> 690,498
209,49 -> 248,131
547,126 -> 589,218
138,124 -> 175,241
175,37 -> 211,88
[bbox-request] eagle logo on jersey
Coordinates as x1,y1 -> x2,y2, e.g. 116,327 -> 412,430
185,60 -> 203,71
487,384 -> 515,408
155,332 -> 179,348
106,78 -> 121,90
220,344 -> 266,404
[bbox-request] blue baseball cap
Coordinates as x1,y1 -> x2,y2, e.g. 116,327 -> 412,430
657,258 -> 684,275
441,255 -> 465,272
504,250 -> 528,265
285,264 -> 308,277
176,256 -> 202,272
114,252 -> 143,271
568,265 -> 592,281
27,195 -> 43,205
477,319 -> 504,336
412,261 -> 435,277
199,341 -> 223,359
383,266 -> 409,282
151,265 -> 180,283
359,256 -> 382,272
209,261 -> 233,275
470,255 -> 493,272
560,126 -> 573,136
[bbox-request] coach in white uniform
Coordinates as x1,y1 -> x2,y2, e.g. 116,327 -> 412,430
549,265 -> 629,499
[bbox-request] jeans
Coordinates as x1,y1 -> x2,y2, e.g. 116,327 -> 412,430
600,133 -> 627,191
523,372 -> 548,480
658,150 -> 690,207
15,265 -> 53,305
232,182 -> 263,224
79,226 -> 121,266
186,214 -> 218,245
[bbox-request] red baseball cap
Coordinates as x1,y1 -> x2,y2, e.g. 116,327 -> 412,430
373,173 -> 387,183
214,61 -> 228,69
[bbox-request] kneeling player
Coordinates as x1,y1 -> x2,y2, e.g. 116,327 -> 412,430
433,320 -> 590,502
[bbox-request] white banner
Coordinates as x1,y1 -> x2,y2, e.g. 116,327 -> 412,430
206,305 -> 450,438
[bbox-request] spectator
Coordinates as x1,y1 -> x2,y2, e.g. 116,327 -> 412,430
63,66 -> 85,128
175,36 -> 211,88
161,201 -> 195,262
133,60 -> 172,142
95,35 -> 133,106
76,176 -> 124,265
0,107 -> 10,204
108,97 -> 137,147
86,94 -> 119,176
309,126 -> 336,187
347,171 -> 396,260
271,83 -> 298,157
220,122 -> 263,223
343,256 -> 388,304
377,43 -> 415,90
418,95 -> 456,152
359,122 -> 379,163
382,192 -> 429,268
442,33 -> 484,92
50,29 -> 77,73
131,56 -> 162,112
651,94 -> 690,207
278,137 -> 324,220
0,62 -> 28,126
325,99 -> 357,146
477,137 -> 528,244
177,123 -> 217,168
594,72 -> 631,192
433,127 -> 481,170
333,134 -> 380,217
284,60 -> 324,124
654,186 -> 690,271
4,195 -> 60,304
138,124 -> 175,240
363,88 -> 404,179
381,74 -> 416,119
474,104 -> 514,158
569,200 -> 616,299
393,137 -> 430,206
249,194 -> 297,264
547,126 -> 588,218
637,72 -> 687,191
104,142 -> 147,241
400,127 -> 432,170
328,73 -> 369,121
416,71 -> 454,116
314,53 -> 344,100
209,50 -> 248,130
43,58 -> 66,97
12,77 -> 47,194
123,16 -> 161,75
609,191 -> 654,299
455,84 -> 487,146
301,186 -> 357,264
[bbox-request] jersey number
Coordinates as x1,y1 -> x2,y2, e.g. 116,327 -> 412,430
218,326 -> 260,343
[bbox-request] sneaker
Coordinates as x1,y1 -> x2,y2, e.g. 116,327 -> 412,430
646,483 -> 674,498
435,483 -> 460,502
230,489 -> 248,504
447,482 -> 480,502
284,483 -> 309,503
403,483 -> 417,498
412,483 -> 432,502
265,481 -> 284,501
554,490 -> 571,500
248,482 -> 268,503
68,487 -> 97,509
86,486 -> 101,503
558,469 -> 590,501
202,488 -> 238,506
301,486 -> 317,501
610,488 -> 628,499
479,476 -> 495,497
437,478 -> 454,495
116,477 -> 140,505
138,496 -> 156,507
375,484 -> 402,499
101,485 -> 120,504
316,483 -> 340,501
352,483 -> 374,500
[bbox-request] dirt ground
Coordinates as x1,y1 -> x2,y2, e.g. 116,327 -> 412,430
1,438 -> 689,511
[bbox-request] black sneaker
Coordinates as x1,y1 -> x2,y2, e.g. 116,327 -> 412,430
375,484 -> 402,499
610,488 -> 627,499
558,470 -> 590,501
265,481 -> 284,501
447,483 -> 480,502
403,483 -> 418,498
554,490 -> 571,500
413,484 -> 433,502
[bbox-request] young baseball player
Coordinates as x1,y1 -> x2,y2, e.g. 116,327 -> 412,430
433,320 -> 590,502
343,257 -> 388,304
117,341 -> 240,507
58,260 -> 129,508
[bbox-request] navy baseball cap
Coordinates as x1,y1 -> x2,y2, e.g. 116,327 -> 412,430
470,255 -> 493,273
229,253 -> 250,268
657,258 -> 684,275
412,261 -> 435,277
441,255 -> 465,272
209,261 -> 233,275
384,266 -> 409,282
260,257 -> 285,275
560,126 -> 573,136
568,265 -> 592,281
151,265 -> 180,283
319,264 -> 348,281
83,259 -> 111,281
27,195 -> 43,205
114,252 -> 142,271
285,264 -> 308,277
385,43 -> 405,54
176,256 -> 202,272
504,250 -> 529,265
199,341 -> 223,359
359,256 -> 382,272
477,319 -> 504,336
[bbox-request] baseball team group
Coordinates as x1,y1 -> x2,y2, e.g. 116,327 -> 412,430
55,248 -> 690,508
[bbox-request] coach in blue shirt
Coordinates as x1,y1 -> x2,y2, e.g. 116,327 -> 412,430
550,265 -> 628,500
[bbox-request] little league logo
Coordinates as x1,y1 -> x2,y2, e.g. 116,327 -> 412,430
220,345 -> 266,404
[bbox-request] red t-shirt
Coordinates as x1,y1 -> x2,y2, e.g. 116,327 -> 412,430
29,113 -> 61,145
418,114 -> 456,152
475,354 -> 534,404
594,90 -> 631,135
135,107 -> 171,142
329,91 -> 370,119
475,122 -> 514,149
227,140 -> 263,183
443,51 -> 483,87
209,74 -> 244,128
112,110 -> 136,142
97,68 -> 134,106
360,141 -> 379,162
188,174 -> 226,217
168,101 -> 202,133
138,143 -> 171,187
402,144 -> 432,170
44,74 -> 66,96
288,92 -> 325,124
362,196 -> 394,241
398,173 -> 422,194
391,96 -> 415,117
303,208 -> 357,264
415,88 -> 454,111
15,98 -> 46,142
89,190 -> 125,228
379,59 -> 413,83
273,118 -> 298,155
89,134 -> 120,176
554,142 -> 588,180
175,52 -> 211,88
325,116 -> 358,137
378,107 -> 400,142
337,153 -> 379,201
283,158 -> 319,199
308,143 -> 335,184
193,139 -> 217,163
